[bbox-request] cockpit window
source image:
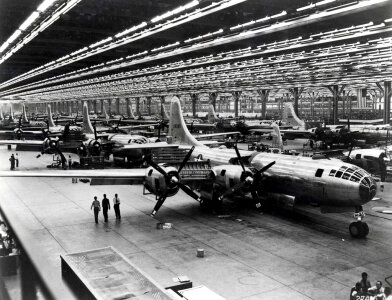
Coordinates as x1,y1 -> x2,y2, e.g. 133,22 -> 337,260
350,175 -> 360,182
315,169 -> 324,177
346,168 -> 355,174
335,171 -> 343,178
342,172 -> 350,180
329,169 -> 336,176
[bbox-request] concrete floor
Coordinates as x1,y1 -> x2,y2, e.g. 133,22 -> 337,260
0,146 -> 392,300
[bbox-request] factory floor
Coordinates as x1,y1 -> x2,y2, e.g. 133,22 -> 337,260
0,146 -> 391,300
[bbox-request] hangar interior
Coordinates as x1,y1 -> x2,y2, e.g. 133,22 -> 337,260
0,0 -> 392,299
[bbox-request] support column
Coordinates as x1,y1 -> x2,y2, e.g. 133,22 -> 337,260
92,100 -> 98,114
146,96 -> 152,115
135,97 -> 140,115
208,92 -> 218,110
384,81 -> 391,124
108,99 -> 112,116
231,91 -> 242,118
288,87 -> 304,118
100,99 -> 104,114
159,96 -> 165,118
327,85 -> 345,125
115,98 -> 120,115
257,89 -> 270,119
191,93 -> 198,118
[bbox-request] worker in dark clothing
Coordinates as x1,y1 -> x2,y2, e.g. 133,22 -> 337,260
9,154 -> 15,170
90,196 -> 100,224
15,153 -> 19,168
102,194 -> 110,222
113,194 -> 121,219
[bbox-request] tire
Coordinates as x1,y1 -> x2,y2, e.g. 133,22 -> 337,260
349,221 -> 363,238
361,222 -> 369,237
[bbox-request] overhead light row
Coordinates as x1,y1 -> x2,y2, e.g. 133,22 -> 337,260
0,0 -> 82,64
3,18 -> 389,97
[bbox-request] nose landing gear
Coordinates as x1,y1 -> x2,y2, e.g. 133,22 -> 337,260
349,207 -> 369,238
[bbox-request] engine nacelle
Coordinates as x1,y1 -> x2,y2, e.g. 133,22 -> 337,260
212,165 -> 253,190
144,164 -> 180,197
83,139 -> 101,155
43,137 -> 59,150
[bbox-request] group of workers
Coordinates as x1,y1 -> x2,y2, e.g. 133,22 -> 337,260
9,153 -> 19,170
90,194 -> 121,224
351,272 -> 392,299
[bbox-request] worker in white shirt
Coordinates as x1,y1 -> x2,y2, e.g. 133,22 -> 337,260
113,194 -> 121,219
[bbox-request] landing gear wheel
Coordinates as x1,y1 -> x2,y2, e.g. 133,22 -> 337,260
349,221 -> 368,238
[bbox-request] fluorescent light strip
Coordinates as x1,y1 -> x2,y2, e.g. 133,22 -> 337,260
0,0 -> 83,62
2,26 -> 389,97
0,0 -> 245,90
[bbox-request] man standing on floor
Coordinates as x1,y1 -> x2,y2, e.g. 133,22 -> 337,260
113,193 -> 121,219
9,154 -> 15,170
15,153 -> 19,168
90,196 -> 100,224
102,194 -> 110,222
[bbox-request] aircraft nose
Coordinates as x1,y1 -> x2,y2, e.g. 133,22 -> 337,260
359,176 -> 377,203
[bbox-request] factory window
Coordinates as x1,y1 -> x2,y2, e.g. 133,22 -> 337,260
315,169 -> 324,177
329,169 -> 336,176
335,171 -> 343,178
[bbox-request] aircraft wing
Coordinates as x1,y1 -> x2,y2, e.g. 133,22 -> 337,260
0,130 -> 43,135
339,118 -> 384,124
195,131 -> 240,139
280,129 -> 312,139
111,142 -> 178,155
0,140 -> 43,146
0,169 -> 146,185
118,124 -> 158,130
248,129 -> 273,134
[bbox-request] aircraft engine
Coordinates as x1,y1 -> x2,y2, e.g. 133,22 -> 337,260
83,138 -> 102,155
43,137 -> 59,151
212,165 -> 254,191
144,164 -> 180,198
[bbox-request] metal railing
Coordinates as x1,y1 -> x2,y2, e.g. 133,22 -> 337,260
0,204 -> 77,300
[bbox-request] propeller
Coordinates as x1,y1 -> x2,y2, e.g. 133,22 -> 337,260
143,146 -> 200,216
221,144 -> 275,208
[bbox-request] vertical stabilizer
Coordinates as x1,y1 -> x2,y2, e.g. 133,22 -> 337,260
207,104 -> 218,123
282,102 -> 305,129
9,104 -> 14,121
68,104 -> 72,116
22,104 -> 29,123
82,102 -> 94,134
47,104 -> 55,127
169,96 -> 204,147
102,106 -> 109,120
127,104 -> 136,119
0,106 -> 3,120
271,122 -> 284,151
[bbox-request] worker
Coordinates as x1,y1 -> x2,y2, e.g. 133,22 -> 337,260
9,154 -> 15,170
102,194 -> 110,222
90,196 -> 100,224
113,194 -> 121,220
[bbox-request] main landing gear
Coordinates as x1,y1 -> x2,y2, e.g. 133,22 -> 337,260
349,207 -> 369,238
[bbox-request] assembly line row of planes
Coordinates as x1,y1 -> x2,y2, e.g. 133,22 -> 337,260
0,97 -> 382,239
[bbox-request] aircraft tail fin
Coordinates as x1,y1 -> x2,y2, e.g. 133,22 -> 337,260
271,122 -> 284,151
9,104 -> 14,121
0,106 -> 3,120
47,104 -> 55,127
68,104 -> 72,116
169,96 -> 204,147
207,104 -> 218,123
282,102 -> 305,129
82,102 -> 94,134
127,104 -> 136,119
102,106 -> 109,120
22,104 -> 28,123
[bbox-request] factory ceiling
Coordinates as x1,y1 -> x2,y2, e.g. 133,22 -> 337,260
0,0 -> 391,101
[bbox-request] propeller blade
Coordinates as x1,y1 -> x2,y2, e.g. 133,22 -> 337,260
178,146 -> 195,173
233,144 -> 246,172
256,161 -> 276,174
177,182 -> 200,201
250,189 -> 262,209
93,125 -> 97,140
150,193 -> 168,216
143,155 -> 168,177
